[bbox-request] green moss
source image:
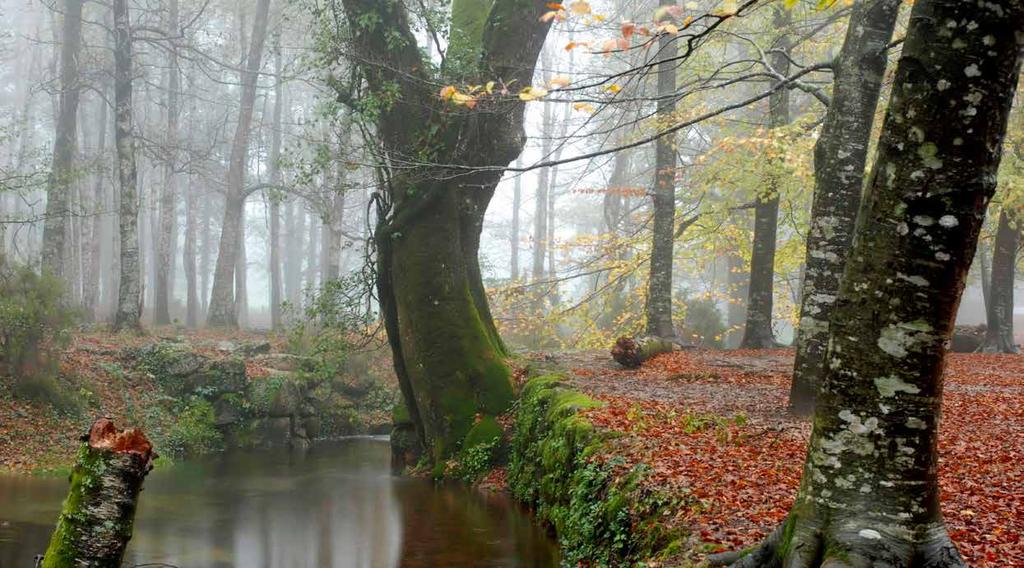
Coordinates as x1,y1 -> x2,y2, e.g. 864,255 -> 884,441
508,374 -> 687,566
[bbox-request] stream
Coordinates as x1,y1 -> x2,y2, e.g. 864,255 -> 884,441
0,437 -> 560,567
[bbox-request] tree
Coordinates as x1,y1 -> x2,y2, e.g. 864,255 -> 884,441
788,0 -> 901,414
112,0 -> 142,332
644,0 -> 679,339
207,0 -> 272,327
980,210 -> 1020,353
334,0 -> 551,462
154,0 -> 181,326
714,1 -> 1022,565
268,41 -> 285,330
40,0 -> 84,280
739,7 -> 791,349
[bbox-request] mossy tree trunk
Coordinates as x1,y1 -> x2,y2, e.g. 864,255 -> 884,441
41,419 -> 154,568
788,0 -> 901,415
980,210 -> 1020,353
715,2 -> 1022,566
339,0 -> 551,463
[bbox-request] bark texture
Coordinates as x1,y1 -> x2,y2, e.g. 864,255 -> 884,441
340,0 -> 550,462
112,0 -> 142,332
718,2 -> 1022,565
644,0 -> 679,339
789,0 -> 901,415
980,210 -> 1020,353
41,0 -> 84,279
41,418 -> 154,568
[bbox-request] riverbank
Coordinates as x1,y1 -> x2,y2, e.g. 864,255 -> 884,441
503,349 -> 1022,567
0,330 -> 396,474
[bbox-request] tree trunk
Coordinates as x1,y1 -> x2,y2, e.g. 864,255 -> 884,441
184,175 -> 199,328
341,0 -> 550,463
199,195 -> 212,317
739,8 -> 790,350
207,0 -> 272,327
235,221 -> 249,327
41,419 -> 154,568
532,98 -> 551,282
611,336 -> 674,369
980,210 -> 1020,353
510,159 -> 521,281
112,0 -> 142,332
268,44 -> 284,329
788,0 -> 901,415
305,208 -> 318,293
644,0 -> 679,339
154,0 -> 180,326
716,2 -> 1021,565
40,0 -> 83,280
83,95 -> 108,322
285,200 -> 304,305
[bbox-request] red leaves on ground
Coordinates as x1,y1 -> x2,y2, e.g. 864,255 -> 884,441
565,349 -> 1024,566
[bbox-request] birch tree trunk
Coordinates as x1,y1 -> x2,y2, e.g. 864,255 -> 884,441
83,95 -> 108,322
112,0 -> 142,332
41,0 -> 83,280
788,0 -> 901,414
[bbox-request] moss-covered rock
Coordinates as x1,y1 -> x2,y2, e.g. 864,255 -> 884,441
508,374 -> 687,567
132,343 -> 247,400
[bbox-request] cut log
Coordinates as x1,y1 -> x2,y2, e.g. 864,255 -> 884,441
41,418 -> 155,568
611,336 -> 675,368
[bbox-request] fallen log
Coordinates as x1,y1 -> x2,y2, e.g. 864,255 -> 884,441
41,418 -> 155,568
611,336 -> 675,368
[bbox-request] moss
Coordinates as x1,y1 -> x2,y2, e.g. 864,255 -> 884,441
508,374 -> 687,566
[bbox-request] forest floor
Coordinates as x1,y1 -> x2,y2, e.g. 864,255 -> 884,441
0,329 -> 280,473
530,348 -> 1023,567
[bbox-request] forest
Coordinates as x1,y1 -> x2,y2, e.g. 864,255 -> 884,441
0,0 -> 1021,566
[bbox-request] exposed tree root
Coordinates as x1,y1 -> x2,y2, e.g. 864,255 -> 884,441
708,516 -> 966,568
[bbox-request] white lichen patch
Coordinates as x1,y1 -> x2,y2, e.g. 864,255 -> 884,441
905,417 -> 927,430
897,272 -> 930,287
939,215 -> 959,228
935,251 -> 951,261
964,64 -> 982,77
859,529 -> 883,540
874,375 -> 922,398
877,321 -> 934,358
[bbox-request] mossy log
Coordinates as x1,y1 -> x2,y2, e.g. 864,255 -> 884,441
41,418 -> 155,568
611,336 -> 675,368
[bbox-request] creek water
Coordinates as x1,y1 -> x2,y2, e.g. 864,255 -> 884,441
0,436 -> 560,567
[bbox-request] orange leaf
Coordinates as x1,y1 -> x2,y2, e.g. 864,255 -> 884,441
621,20 -> 636,39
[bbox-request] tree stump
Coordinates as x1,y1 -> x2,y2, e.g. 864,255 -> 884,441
611,336 -> 675,368
41,418 -> 155,568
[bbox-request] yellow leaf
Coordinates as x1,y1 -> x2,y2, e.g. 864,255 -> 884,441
569,0 -> 591,15
548,76 -> 571,89
452,92 -> 477,107
540,10 -> 561,22
545,2 -> 565,8
518,86 -> 549,101
573,102 -> 596,113
660,23 -> 679,34
718,0 -> 738,15
485,81 -> 495,94
605,84 -> 621,93
784,0 -> 798,7
685,1 -> 699,8
439,85 -> 457,99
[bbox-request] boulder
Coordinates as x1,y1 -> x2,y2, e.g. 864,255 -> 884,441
132,343 -> 247,399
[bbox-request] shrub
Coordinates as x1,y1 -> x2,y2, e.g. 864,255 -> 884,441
166,398 -> 223,456
0,263 -> 77,405
681,297 -> 726,348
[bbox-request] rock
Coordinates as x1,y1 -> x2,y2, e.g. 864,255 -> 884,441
238,341 -> 273,356
132,343 -> 248,399
252,353 -> 312,373
253,417 -> 293,446
213,397 -> 243,427
302,417 -> 321,439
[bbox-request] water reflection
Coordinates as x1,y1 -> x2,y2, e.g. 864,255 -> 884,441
0,437 -> 559,567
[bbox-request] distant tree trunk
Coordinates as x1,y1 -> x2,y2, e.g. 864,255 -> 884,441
154,0 -> 180,326
199,199 -> 212,316
305,209 -> 318,293
207,0 -> 272,327
644,0 -> 679,339
285,200 -> 304,305
41,419 -> 153,568
83,96 -> 108,321
268,43 -> 284,329
979,242 -> 992,314
41,0 -> 84,280
532,98 -> 551,282
322,190 -> 346,283
739,8 -> 790,349
725,250 -> 748,348
712,1 -> 1021,563
235,221 -> 249,327
788,0 -> 901,414
981,210 -> 1020,353
184,175 -> 199,328
510,159 -> 521,280
112,0 -> 142,332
